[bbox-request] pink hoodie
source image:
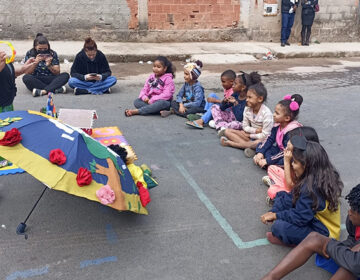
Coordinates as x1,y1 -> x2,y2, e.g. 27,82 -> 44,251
139,73 -> 175,104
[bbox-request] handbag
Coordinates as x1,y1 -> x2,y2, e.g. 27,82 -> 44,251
314,3 -> 319,12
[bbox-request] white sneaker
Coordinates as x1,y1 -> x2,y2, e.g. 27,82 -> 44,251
54,86 -> 66,94
32,88 -> 42,97
208,120 -> 216,129
262,176 -> 272,187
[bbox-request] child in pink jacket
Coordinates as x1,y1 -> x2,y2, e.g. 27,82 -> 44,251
125,56 -> 175,117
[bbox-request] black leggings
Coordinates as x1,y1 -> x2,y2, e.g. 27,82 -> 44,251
301,25 -> 312,37
22,73 -> 69,92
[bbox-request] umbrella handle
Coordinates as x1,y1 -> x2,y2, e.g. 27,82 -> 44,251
16,186 -> 47,239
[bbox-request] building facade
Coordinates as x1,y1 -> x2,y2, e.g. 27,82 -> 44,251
0,0 -> 359,42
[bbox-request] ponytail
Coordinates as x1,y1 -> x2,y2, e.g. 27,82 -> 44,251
278,94 -> 303,121
155,56 -> 176,78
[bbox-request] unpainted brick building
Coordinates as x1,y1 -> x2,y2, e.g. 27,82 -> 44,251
0,0 -> 359,42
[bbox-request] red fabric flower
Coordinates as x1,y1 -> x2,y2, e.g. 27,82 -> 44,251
0,128 -> 22,146
76,167 -> 92,186
49,149 -> 67,165
136,182 -> 151,207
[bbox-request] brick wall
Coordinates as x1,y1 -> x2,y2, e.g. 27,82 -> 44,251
147,0 -> 240,30
127,0 -> 139,29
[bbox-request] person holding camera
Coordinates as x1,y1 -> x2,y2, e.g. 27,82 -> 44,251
68,37 -> 117,95
22,33 -> 69,97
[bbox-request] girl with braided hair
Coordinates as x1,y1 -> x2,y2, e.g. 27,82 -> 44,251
262,184 -> 360,280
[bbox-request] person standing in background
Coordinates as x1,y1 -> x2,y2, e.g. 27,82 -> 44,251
301,0 -> 318,46
280,0 -> 299,47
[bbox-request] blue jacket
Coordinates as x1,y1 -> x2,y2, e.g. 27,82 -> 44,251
256,125 -> 291,166
175,81 -> 205,109
219,92 -> 246,122
271,186 -> 329,237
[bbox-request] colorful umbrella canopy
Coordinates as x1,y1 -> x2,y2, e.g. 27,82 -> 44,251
0,110 -> 148,214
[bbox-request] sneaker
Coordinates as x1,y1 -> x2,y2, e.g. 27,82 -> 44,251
244,148 -> 256,158
54,86 -> 66,94
0,159 -> 8,168
74,88 -> 90,95
285,41 -> 290,46
195,113 -> 204,117
103,88 -> 112,94
262,175 -> 273,187
160,110 -> 172,118
32,88 -> 42,97
208,120 -> 216,129
266,196 -> 274,207
280,42 -> 285,47
217,127 -> 226,137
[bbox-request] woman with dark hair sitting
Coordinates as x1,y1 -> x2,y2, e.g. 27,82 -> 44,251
22,33 -> 70,97
68,37 -> 117,95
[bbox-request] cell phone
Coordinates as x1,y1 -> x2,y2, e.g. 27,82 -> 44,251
89,73 -> 98,76
39,54 -> 51,58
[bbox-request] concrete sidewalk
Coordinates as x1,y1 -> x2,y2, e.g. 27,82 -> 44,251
5,40 -> 360,64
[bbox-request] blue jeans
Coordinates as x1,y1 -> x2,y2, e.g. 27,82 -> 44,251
201,93 -> 221,124
134,98 -> 171,115
281,13 -> 295,43
68,76 -> 117,95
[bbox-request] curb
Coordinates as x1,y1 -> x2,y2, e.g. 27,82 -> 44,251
13,51 -> 360,64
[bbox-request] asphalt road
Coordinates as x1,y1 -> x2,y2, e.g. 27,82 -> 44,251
1,57 -> 360,280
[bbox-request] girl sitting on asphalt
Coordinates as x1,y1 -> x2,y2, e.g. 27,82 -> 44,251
125,56 -> 175,117
220,82 -> 273,152
252,94 -> 303,168
263,126 -> 319,205
212,71 -> 261,133
160,60 -> 205,118
261,137 -> 343,247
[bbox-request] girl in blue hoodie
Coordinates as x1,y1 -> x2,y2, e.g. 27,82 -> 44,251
160,60 -> 205,118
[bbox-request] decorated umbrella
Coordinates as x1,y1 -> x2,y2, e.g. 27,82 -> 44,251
0,110 -> 150,235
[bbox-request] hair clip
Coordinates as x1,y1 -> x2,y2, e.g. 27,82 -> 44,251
290,101 -> 299,111
291,135 -> 307,151
284,95 -> 299,111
